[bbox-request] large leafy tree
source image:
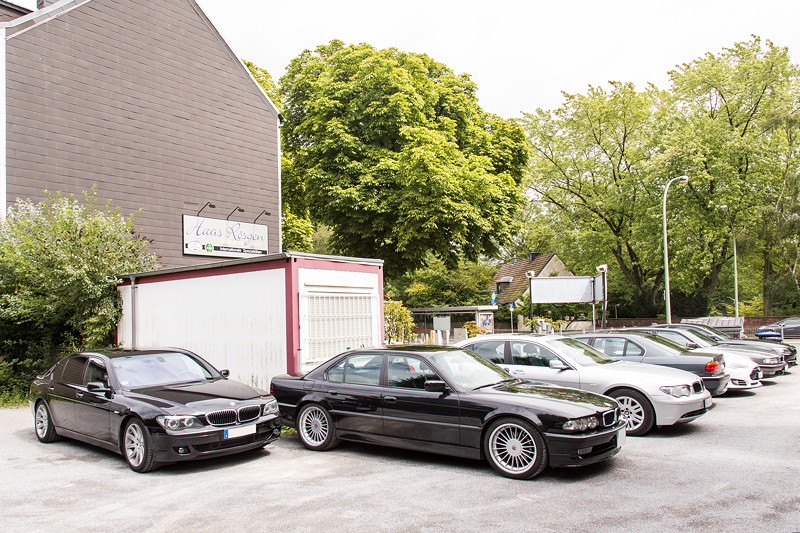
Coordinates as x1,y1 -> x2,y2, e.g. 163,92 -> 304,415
280,40 -> 528,276
523,82 -> 672,314
665,37 -> 800,314
390,258 -> 497,308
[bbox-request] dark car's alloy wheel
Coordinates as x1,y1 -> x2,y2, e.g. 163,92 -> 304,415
297,404 -> 340,451
608,389 -> 654,436
34,402 -> 61,443
483,417 -> 547,480
123,419 -> 159,473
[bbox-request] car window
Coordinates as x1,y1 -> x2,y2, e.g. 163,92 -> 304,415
465,341 -> 505,364
83,359 -> 108,386
656,330 -> 690,346
61,356 -> 88,385
387,356 -> 441,389
510,341 -> 558,366
329,354 -> 383,386
623,340 -> 644,357
592,337 -> 627,357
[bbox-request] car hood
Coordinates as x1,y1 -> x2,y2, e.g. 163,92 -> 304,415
474,380 -> 617,417
125,379 -> 264,410
591,360 -> 699,384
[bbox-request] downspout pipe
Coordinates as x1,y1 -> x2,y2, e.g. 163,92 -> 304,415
129,276 -> 137,349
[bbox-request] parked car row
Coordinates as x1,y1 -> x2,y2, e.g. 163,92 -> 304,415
29,323 -> 794,481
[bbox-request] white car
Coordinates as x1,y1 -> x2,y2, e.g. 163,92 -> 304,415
454,334 -> 712,436
715,352 -> 762,390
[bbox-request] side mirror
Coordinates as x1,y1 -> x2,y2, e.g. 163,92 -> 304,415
549,359 -> 569,370
686,342 -> 699,349
424,380 -> 448,393
86,382 -> 112,397
220,369 -> 230,378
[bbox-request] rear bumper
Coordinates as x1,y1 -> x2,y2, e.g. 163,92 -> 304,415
545,421 -> 626,468
702,374 -> 730,396
150,415 -> 282,463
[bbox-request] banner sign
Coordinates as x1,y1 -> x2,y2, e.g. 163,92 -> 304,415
528,275 -> 606,304
182,215 -> 268,258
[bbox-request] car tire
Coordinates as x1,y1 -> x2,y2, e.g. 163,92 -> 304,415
123,418 -> 160,473
297,403 -> 340,451
608,388 -> 655,436
483,417 -> 548,480
34,401 -> 61,443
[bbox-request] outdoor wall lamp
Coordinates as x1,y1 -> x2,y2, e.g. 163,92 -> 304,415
253,209 -> 271,224
226,206 -> 245,220
196,202 -> 215,216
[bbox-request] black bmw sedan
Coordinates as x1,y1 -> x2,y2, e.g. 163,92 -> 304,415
271,346 -> 626,480
30,348 -> 282,472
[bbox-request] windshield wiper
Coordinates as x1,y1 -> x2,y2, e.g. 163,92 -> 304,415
473,378 -> 517,390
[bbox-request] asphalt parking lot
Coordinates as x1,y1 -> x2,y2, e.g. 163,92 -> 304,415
3,371 -> 800,533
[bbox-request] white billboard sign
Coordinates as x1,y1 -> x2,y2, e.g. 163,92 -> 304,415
529,275 -> 606,304
182,215 -> 269,258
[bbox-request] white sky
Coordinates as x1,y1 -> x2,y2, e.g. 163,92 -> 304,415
18,0 -> 800,118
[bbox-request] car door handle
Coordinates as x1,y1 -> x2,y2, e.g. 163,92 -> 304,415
501,367 -> 510,372
76,392 -> 84,398
48,386 -> 55,391
383,396 -> 397,403
511,370 -> 525,375
327,390 -> 338,395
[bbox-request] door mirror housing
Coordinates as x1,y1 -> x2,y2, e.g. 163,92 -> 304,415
86,382 -> 112,397
686,342 -> 699,349
220,369 -> 230,378
549,359 -> 569,370
424,380 -> 448,393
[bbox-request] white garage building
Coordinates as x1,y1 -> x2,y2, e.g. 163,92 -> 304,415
116,252 -> 384,389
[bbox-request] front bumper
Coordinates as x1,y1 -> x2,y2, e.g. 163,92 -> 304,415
651,391 -> 712,426
728,367 -> 763,389
544,421 -> 626,468
149,415 -> 282,463
760,362 -> 787,377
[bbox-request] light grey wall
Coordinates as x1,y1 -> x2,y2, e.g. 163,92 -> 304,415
4,0 -> 281,267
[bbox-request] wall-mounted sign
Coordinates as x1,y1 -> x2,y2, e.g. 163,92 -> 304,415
182,215 -> 268,258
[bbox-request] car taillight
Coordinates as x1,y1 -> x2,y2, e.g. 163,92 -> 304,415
705,360 -> 721,373
269,383 -> 274,395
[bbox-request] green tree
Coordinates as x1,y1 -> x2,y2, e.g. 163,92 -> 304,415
243,60 -> 280,106
523,82 -> 671,315
394,258 -> 496,308
384,300 -> 414,343
665,37 -> 800,314
0,190 -> 160,350
280,40 -> 528,276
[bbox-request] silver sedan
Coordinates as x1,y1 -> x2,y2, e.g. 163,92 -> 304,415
454,334 -> 712,436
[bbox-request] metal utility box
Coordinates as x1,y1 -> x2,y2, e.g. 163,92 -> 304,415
117,253 -> 384,388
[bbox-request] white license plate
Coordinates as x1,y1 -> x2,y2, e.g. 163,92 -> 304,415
618,428 -> 626,447
703,397 -> 713,409
223,425 -> 256,439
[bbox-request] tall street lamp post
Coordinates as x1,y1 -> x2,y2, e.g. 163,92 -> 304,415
720,205 -> 739,317
662,175 -> 689,323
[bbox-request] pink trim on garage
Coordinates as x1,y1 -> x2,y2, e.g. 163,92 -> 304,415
285,257 -> 301,376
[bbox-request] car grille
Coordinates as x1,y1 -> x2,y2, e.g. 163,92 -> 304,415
206,405 -> 262,427
601,408 -> 619,427
692,381 -> 704,394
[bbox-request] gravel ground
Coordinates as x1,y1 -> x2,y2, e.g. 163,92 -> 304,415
3,369 -> 799,533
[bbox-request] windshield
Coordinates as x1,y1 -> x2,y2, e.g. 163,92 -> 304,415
641,334 -> 690,355
111,352 -> 215,389
428,350 -> 513,390
545,338 -> 615,366
676,329 -> 715,347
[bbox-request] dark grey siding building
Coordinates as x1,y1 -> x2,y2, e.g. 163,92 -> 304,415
0,0 -> 282,267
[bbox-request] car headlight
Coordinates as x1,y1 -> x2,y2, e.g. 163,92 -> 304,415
263,398 -> 279,415
156,415 -> 203,430
562,416 -> 599,432
660,385 -> 691,398
762,357 -> 779,365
